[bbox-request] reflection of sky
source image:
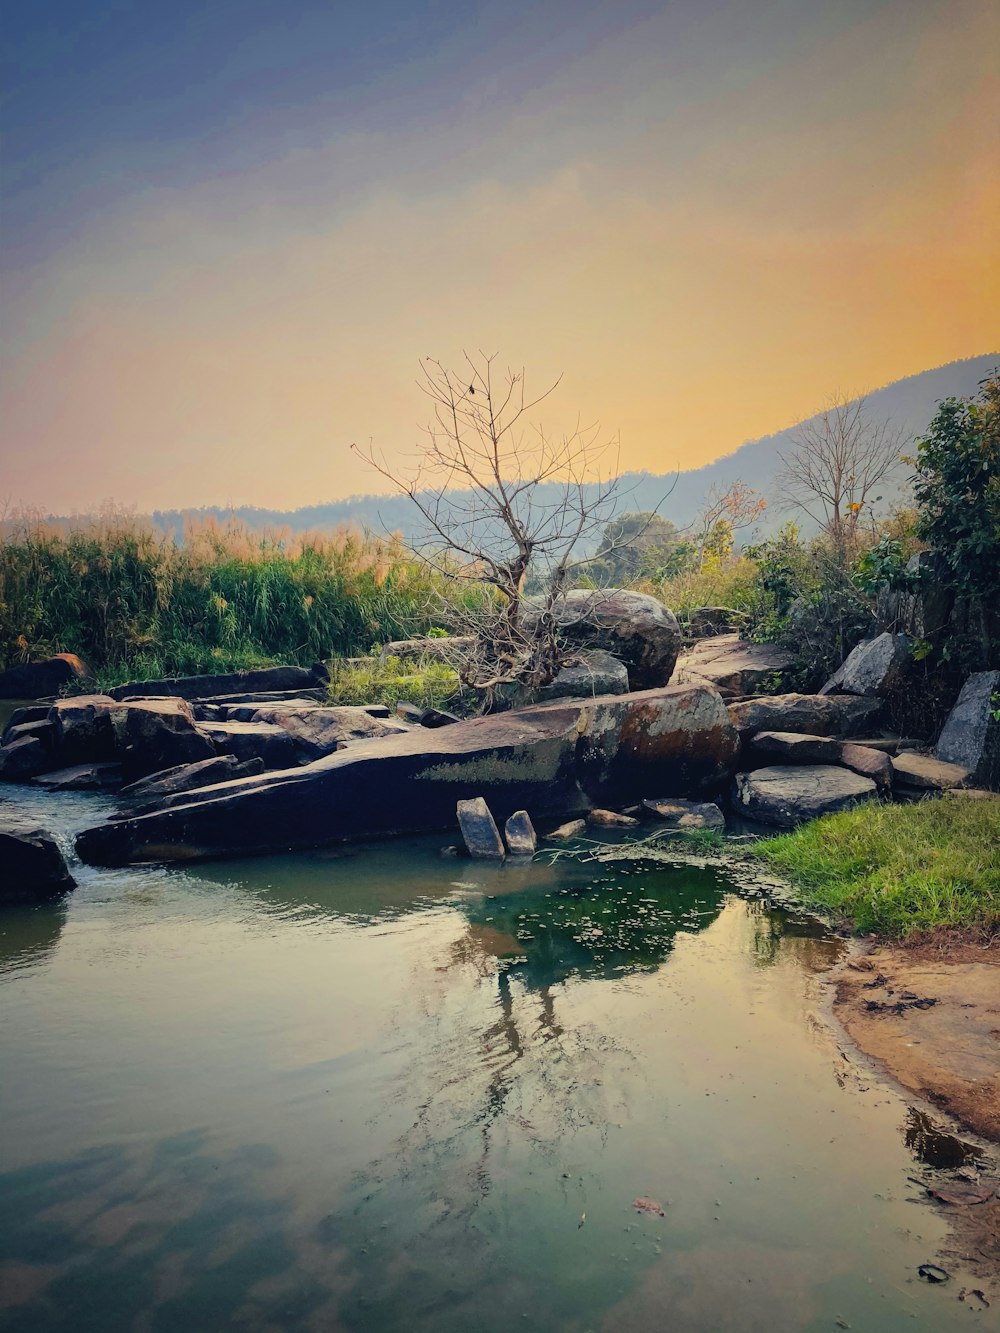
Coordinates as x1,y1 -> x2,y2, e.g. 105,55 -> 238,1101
0,844 -> 965,1332
2,0 -> 997,512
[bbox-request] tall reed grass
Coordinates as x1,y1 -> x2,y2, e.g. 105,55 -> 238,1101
0,511 -> 441,682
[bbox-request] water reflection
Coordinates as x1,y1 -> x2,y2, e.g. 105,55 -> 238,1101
0,903 -> 67,977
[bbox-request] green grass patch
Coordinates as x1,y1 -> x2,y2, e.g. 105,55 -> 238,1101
325,655 -> 469,713
753,795 -> 1000,938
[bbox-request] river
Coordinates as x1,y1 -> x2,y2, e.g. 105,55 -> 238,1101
0,784 -> 992,1332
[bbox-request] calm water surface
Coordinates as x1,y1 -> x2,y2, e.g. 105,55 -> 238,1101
0,785 -> 994,1332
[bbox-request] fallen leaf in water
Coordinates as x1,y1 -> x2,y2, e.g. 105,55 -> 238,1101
633,1197 -> 665,1217
578,1211 -> 586,1229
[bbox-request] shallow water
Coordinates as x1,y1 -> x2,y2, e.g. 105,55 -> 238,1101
0,785 -> 993,1332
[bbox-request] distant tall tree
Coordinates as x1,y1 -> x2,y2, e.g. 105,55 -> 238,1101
586,512 -> 682,583
777,395 -> 905,561
690,481 -> 766,570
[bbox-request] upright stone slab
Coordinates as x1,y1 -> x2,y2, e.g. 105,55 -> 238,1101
820,632 -> 911,697
935,671 -> 1000,791
504,810 -> 537,856
457,798 -> 505,859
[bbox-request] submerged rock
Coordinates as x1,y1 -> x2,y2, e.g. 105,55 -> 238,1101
732,764 -> 877,827
457,798 -> 505,859
642,797 -> 725,830
545,819 -> 588,841
75,684 -> 739,866
587,809 -> 640,828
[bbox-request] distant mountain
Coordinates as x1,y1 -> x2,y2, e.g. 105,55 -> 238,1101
153,354 -> 996,548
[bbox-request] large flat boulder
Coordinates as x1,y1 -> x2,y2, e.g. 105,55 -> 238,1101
731,765 -> 877,828
119,755 -> 241,799
0,824 -> 76,901
642,797 -> 725,830
107,663 -> 328,702
75,684 -> 739,866
675,634 -> 795,696
527,589 -> 681,690
820,632 -> 911,697
935,671 -> 1000,790
248,704 -> 405,757
0,654 -> 90,699
727,693 -> 881,741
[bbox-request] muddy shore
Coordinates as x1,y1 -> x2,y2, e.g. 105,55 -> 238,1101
831,939 -> 1000,1292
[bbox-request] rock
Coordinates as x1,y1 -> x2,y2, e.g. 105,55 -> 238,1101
890,753 -> 971,791
748,731 -> 842,765
517,650 -> 629,705
420,707 -> 463,728
0,825 -> 76,901
33,763 -> 122,791
3,719 -> 58,751
528,588 -> 681,690
198,689 -> 328,711
642,798 -> 725,830
546,819 -> 588,841
587,809 -> 640,828
0,653 -> 90,699
119,755 -> 241,799
686,607 -> 744,638
838,743 -> 893,792
457,797 -> 505,859
675,634 -> 795,696
0,735 -> 51,781
878,550 -> 952,639
248,704 -> 405,758
50,694 -> 120,760
504,810 -> 537,856
727,693 -> 881,741
110,699 -> 214,782
2,706 -> 49,739
396,702 -> 425,724
379,637 -> 474,663
820,632 -> 911,697
935,671 -> 1000,790
75,683 -> 740,866
731,765 -> 878,827
197,721 -> 300,769
106,663 -> 329,702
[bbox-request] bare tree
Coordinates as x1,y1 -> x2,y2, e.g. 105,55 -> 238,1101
777,395 -> 905,560
688,481 -> 766,570
354,353 -> 652,708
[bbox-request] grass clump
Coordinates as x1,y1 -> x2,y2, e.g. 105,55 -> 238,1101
325,655 -> 468,713
754,795 -> 1000,939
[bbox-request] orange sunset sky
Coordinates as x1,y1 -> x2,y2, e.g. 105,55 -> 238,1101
1,0 -> 998,514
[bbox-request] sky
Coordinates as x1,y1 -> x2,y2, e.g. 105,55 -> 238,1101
1,0 -> 997,514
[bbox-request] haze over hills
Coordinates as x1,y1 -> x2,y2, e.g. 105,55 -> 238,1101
149,353 -> 995,548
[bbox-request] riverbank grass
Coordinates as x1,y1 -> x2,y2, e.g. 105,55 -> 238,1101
754,795 -> 1000,938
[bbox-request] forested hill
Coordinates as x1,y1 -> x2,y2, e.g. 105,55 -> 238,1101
153,354 -> 996,545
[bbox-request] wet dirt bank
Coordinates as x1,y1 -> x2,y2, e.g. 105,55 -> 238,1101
832,939 -> 1000,1292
